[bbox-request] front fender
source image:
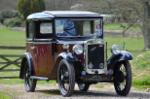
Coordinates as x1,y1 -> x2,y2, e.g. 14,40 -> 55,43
53,52 -> 75,77
107,50 -> 133,66
57,52 -> 75,62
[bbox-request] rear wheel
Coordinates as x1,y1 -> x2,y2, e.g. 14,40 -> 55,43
114,61 -> 132,96
57,59 -> 75,97
78,83 -> 90,92
24,60 -> 37,92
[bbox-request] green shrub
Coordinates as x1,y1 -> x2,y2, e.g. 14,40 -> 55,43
0,10 -> 19,19
0,15 -> 3,23
0,10 -> 19,24
3,17 -> 22,27
17,0 -> 46,19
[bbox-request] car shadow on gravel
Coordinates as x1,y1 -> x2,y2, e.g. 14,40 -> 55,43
74,91 -> 116,97
129,92 -> 150,98
75,91 -> 150,98
36,89 -> 117,97
36,89 -> 60,95
36,89 -> 150,98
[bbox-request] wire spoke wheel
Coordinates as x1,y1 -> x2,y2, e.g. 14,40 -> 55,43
59,65 -> 69,91
24,61 -> 37,92
57,59 -> 75,97
114,61 -> 132,96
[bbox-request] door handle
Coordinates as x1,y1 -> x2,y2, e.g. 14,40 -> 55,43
31,46 -> 35,50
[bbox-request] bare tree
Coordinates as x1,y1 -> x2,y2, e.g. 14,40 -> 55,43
143,0 -> 150,50
107,0 -> 143,37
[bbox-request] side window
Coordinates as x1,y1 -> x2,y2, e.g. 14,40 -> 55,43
27,21 -> 35,39
40,23 -> 52,34
55,20 -> 64,34
35,21 -> 53,39
83,21 -> 91,35
94,20 -> 103,36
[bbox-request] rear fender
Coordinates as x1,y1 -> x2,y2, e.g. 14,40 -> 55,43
20,52 -> 33,79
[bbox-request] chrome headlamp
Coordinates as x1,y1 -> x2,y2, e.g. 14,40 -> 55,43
111,44 -> 121,54
73,44 -> 83,55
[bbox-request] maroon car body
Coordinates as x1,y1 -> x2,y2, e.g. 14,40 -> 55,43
20,11 -> 133,97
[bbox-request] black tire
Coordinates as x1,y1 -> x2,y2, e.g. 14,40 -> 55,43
114,61 -> 132,96
57,59 -> 75,97
78,83 -> 90,92
24,60 -> 37,92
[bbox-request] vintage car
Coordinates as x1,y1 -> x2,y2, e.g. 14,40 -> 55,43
20,11 -> 133,97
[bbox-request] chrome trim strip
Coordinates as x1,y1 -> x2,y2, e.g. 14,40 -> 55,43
27,42 -> 52,44
27,38 -> 52,41
30,76 -> 48,80
34,39 -> 52,41
27,38 -> 32,41
56,40 -> 86,44
27,39 -> 53,44
56,38 -> 103,44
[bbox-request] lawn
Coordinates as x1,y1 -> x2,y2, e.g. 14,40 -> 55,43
0,26 -> 149,90
106,36 -> 144,56
0,92 -> 11,99
104,23 -> 141,32
0,26 -> 25,46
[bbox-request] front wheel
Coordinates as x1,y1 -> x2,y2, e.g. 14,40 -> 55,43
57,59 -> 75,97
114,61 -> 132,96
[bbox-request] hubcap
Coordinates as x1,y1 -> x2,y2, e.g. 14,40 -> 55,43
117,64 -> 127,91
59,64 -> 70,91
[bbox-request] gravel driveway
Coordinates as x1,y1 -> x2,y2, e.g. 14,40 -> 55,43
0,83 -> 150,99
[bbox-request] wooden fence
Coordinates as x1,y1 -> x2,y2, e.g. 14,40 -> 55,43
0,46 -> 25,79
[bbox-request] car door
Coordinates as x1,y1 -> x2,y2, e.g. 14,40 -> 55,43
32,21 -> 54,77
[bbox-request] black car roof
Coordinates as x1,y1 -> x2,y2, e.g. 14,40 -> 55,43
27,11 -> 102,20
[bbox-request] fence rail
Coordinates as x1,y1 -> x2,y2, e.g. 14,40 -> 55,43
0,46 -> 25,50
0,46 -> 25,79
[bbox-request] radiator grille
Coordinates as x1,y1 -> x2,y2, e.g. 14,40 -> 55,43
87,44 -> 104,69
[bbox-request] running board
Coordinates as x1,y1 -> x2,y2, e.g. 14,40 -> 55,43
30,76 -> 48,80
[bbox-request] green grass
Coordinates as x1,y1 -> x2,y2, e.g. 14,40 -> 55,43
104,23 -> 141,32
0,26 -> 149,90
133,51 -> 150,69
105,23 -> 122,30
132,51 -> 150,88
0,26 -> 25,55
133,76 -> 150,87
105,36 -> 144,56
0,92 -> 11,99
0,27 -> 25,46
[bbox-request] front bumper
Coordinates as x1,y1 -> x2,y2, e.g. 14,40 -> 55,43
80,74 -> 113,83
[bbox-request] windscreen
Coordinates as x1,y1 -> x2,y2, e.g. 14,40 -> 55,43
55,18 -> 103,37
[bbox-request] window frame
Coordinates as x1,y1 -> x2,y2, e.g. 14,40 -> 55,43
26,20 -> 36,40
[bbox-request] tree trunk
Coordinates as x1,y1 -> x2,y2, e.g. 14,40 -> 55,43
143,1 -> 150,50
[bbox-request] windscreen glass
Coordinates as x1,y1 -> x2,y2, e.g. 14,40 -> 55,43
55,19 -> 103,37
